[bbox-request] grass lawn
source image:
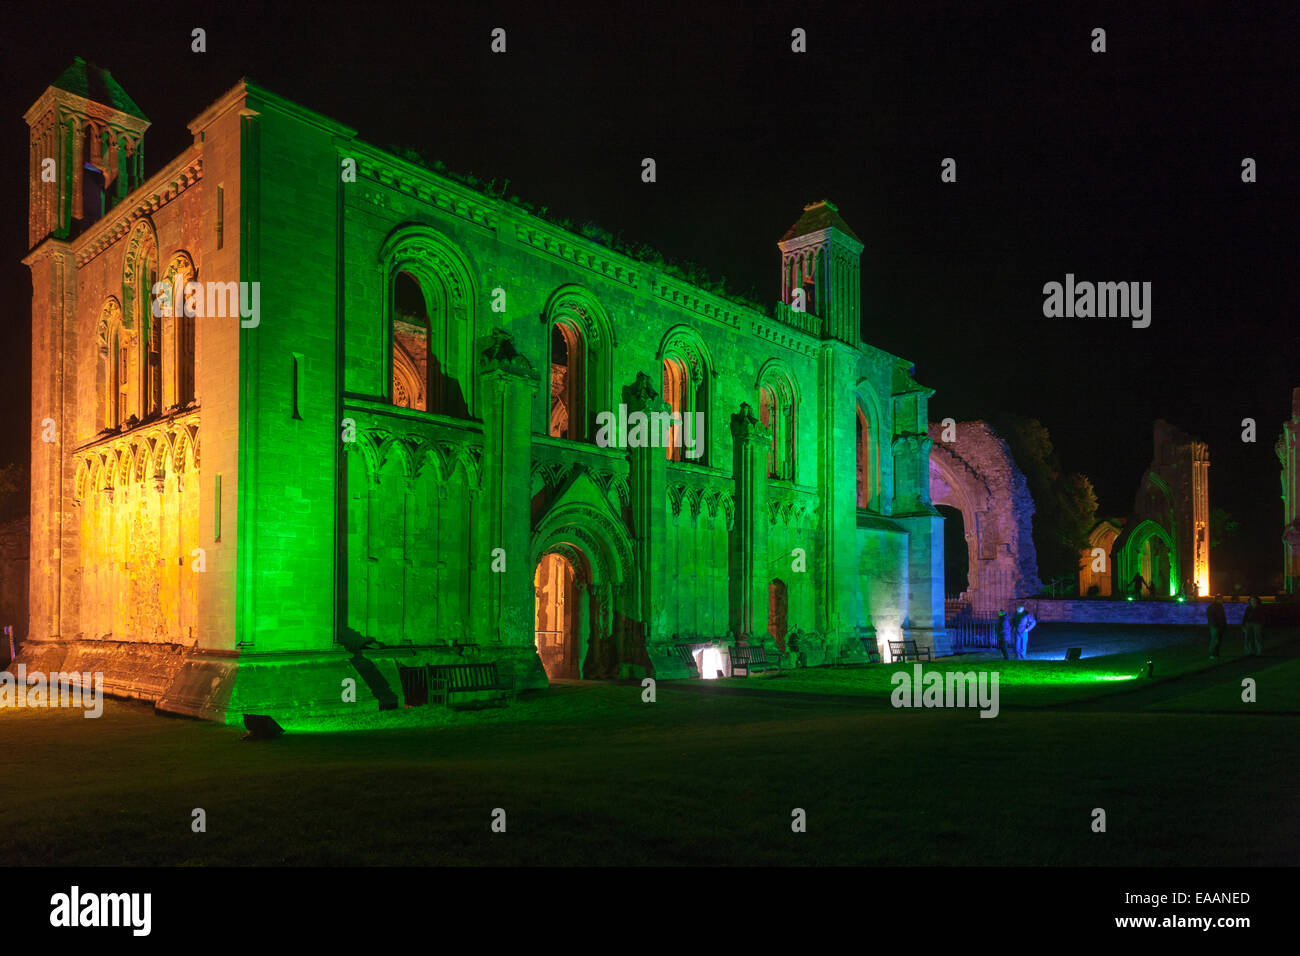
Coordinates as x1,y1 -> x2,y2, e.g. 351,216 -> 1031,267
2,628 -> 1297,867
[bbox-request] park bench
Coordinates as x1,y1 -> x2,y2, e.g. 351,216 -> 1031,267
858,634 -> 882,663
673,643 -> 701,678
888,639 -> 931,663
426,662 -> 515,708
731,643 -> 781,677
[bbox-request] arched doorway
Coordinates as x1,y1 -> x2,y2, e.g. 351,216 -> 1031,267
533,551 -> 588,680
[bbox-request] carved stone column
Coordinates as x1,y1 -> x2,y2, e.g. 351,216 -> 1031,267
623,371 -> 667,648
730,402 -> 770,644
475,329 -> 536,647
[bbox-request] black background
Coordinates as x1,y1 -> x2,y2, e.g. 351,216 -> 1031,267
1,0 -> 1296,588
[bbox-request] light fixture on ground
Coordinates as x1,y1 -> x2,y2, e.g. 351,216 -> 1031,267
242,713 -> 285,740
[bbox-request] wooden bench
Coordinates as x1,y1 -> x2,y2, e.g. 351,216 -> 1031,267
858,635 -> 882,664
888,640 -> 931,663
673,643 -> 701,678
732,643 -> 781,677
427,662 -> 515,708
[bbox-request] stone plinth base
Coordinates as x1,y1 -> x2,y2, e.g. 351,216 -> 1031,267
12,639 -> 189,702
10,640 -> 551,724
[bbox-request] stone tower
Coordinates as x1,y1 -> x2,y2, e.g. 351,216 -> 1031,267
777,200 -> 863,344
23,61 -> 149,648
25,58 -> 149,245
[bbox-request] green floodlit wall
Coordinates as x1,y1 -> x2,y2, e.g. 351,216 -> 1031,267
211,81 -> 943,718
236,89 -> 343,655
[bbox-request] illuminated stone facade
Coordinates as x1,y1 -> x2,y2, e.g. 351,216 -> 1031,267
22,61 -> 945,720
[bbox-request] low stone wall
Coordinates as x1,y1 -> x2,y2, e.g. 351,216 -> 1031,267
1024,598 -> 1248,626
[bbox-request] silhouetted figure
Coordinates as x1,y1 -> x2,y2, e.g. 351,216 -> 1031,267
1242,596 -> 1264,656
1206,595 -> 1226,659
996,610 -> 1011,660
1130,573 -> 1147,598
1011,605 -> 1037,660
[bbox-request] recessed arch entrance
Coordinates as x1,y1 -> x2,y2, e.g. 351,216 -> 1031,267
533,547 -> 592,680
530,490 -> 638,681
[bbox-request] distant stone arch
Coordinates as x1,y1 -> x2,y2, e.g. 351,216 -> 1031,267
1118,518 -> 1178,598
928,421 -> 1041,617
1079,519 -> 1122,596
1111,420 -> 1210,597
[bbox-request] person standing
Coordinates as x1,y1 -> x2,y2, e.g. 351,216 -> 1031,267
1011,605 -> 1037,660
1242,596 -> 1264,656
1206,595 -> 1226,659
996,610 -> 1011,660
1130,573 -> 1147,599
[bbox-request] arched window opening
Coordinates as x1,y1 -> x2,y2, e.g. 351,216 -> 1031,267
549,322 -> 584,440
391,271 -> 429,412
758,374 -> 795,481
159,254 -> 197,408
856,404 -> 872,508
81,131 -> 105,224
663,354 -> 689,462
131,239 -> 160,418
115,331 -> 129,428
659,331 -> 710,465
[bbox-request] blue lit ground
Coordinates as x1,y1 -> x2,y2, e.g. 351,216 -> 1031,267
1,626 -> 1296,865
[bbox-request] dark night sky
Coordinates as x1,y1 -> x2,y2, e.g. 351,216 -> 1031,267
1,0 -> 1297,588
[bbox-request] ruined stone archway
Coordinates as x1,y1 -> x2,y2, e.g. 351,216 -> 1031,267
928,421 -> 1041,617
1118,518 -> 1179,598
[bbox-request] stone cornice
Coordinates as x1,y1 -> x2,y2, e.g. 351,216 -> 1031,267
346,140 -> 829,349
25,86 -> 150,134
